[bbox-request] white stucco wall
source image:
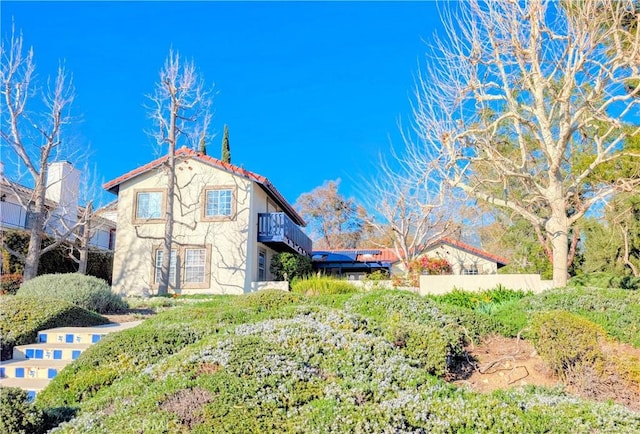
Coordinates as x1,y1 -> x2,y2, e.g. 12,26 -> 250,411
111,158 -> 259,296
424,244 -> 498,274
419,274 -> 554,295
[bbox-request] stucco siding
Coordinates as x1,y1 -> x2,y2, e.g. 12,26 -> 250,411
111,159 -> 254,296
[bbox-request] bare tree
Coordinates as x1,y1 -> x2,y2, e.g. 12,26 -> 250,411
1,27 -> 80,281
147,50 -> 212,295
362,139 -> 459,273
408,0 -> 640,287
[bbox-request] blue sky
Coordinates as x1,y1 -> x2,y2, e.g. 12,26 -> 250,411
1,1 -> 444,208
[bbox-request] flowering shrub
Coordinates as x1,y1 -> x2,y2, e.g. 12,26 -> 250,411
393,256 -> 452,287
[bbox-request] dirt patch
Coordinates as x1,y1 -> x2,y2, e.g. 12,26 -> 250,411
162,387 -> 213,429
453,335 -> 640,412
453,335 -> 560,393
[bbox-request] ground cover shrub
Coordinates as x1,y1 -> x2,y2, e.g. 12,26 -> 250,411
569,272 -> 640,291
290,275 -> 359,296
0,296 -> 108,361
0,387 -> 45,434
237,289 -> 306,312
521,287 -> 640,347
17,274 -> 127,314
428,286 -> 532,310
43,299 -> 640,433
531,311 -> 607,378
0,273 -> 23,295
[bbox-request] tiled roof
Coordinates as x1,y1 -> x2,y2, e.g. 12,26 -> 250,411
102,147 -> 305,226
427,237 -> 509,266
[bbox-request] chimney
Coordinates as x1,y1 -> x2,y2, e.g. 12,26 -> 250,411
46,161 -> 80,227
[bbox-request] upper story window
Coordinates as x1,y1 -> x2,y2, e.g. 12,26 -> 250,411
204,187 -> 234,219
136,191 -> 163,220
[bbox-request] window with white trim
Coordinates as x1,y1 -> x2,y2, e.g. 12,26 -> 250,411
136,191 -> 163,219
462,264 -> 479,275
205,189 -> 232,217
184,248 -> 206,283
258,250 -> 266,281
155,249 -> 177,284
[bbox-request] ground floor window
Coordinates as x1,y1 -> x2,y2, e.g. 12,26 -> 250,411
258,250 -> 266,281
153,245 -> 210,289
155,249 -> 177,285
462,264 -> 479,275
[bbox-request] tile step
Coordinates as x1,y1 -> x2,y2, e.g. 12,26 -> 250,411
13,343 -> 91,361
1,359 -> 69,379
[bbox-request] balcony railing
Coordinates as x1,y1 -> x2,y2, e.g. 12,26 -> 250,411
257,212 -> 312,257
0,201 -> 28,229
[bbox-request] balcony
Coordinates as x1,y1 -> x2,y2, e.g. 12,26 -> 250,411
257,212 -> 312,257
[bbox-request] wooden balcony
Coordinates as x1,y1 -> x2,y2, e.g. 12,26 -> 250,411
257,212 -> 312,257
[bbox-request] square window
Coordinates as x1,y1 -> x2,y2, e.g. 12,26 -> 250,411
184,248 -> 206,283
136,191 -> 163,219
205,189 -> 232,217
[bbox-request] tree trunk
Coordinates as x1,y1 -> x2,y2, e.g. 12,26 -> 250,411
77,202 -> 92,275
22,177 -> 48,281
547,188 -> 569,287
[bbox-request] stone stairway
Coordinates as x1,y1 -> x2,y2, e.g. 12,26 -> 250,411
0,321 -> 142,400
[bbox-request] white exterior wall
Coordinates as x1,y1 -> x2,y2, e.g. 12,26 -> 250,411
424,244 -> 498,275
419,274 -> 554,295
111,159 -> 257,296
46,162 -> 80,230
247,183 -> 282,285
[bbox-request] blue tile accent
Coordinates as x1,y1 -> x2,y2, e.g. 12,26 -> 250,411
0,367 -> 5,378
91,334 -> 102,344
15,367 -> 24,378
34,349 -> 44,359
72,350 -> 81,360
48,368 -> 57,379
26,391 -> 36,402
39,334 -> 47,343
65,334 -> 74,343
25,349 -> 35,359
53,350 -> 63,360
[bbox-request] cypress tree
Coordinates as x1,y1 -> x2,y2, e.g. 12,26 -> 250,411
198,130 -> 207,155
221,124 -> 230,163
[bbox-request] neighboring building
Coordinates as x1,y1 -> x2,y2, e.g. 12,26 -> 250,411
103,147 -> 312,296
312,249 -> 395,280
314,238 -> 508,279
0,161 -> 115,251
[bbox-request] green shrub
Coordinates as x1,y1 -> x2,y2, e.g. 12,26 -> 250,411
530,310 -> 607,378
521,287 -> 640,347
428,286 -> 532,310
17,274 -> 127,314
1,273 -> 23,295
387,321 -> 466,377
237,289 -> 305,311
269,252 -> 312,281
0,296 -> 108,361
290,275 -> 359,296
569,272 -> 640,290
0,387 -> 45,434
1,230 -> 113,283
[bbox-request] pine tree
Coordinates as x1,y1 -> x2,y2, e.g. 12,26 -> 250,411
221,124 -> 230,163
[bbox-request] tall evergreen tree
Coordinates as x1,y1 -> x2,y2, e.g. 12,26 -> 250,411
221,124 -> 230,163
198,130 -> 207,155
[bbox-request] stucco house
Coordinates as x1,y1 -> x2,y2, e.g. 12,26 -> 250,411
313,238 -> 508,280
0,161 -> 116,252
103,147 -> 312,296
